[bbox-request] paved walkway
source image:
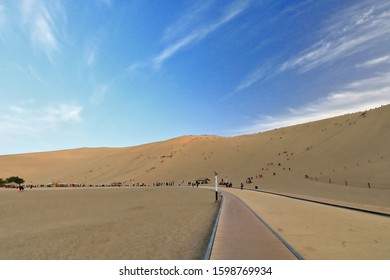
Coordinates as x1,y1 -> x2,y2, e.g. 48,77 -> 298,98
243,187 -> 390,216
210,191 -> 299,260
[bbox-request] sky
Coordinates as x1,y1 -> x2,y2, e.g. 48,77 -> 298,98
0,0 -> 389,155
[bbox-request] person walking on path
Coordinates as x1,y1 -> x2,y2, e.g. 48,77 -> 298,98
240,182 -> 244,190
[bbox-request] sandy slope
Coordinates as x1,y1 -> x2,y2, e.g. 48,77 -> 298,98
1,105 -> 389,209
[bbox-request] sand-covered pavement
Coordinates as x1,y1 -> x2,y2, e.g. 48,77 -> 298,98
220,188 -> 390,259
0,187 -> 219,260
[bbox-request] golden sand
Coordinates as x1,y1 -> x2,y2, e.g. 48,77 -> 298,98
0,187 -> 219,260
1,105 -> 389,260
1,105 -> 389,210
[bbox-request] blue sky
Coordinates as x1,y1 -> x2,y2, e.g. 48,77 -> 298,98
0,0 -> 389,155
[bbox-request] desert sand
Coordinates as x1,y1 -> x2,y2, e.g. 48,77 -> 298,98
1,105 -> 389,210
1,104 -> 389,260
0,187 -> 219,260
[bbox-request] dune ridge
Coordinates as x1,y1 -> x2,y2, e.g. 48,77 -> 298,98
1,105 -> 389,208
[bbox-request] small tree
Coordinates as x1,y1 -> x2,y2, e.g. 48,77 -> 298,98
6,176 -> 25,186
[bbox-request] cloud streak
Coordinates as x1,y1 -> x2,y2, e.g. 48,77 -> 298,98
236,66 -> 267,92
235,1 -> 390,94
152,0 -> 251,68
85,44 -> 98,68
27,64 -> 47,84
0,103 -> 83,136
236,71 -> 390,134
356,55 -> 390,68
234,59 -> 279,93
90,84 -> 110,105
280,1 -> 390,73
20,0 -> 66,62
161,1 -> 215,44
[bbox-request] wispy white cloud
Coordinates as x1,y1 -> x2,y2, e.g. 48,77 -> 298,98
20,0 -> 66,62
234,58 -> 279,93
0,103 -> 83,136
0,102 -> 83,154
356,55 -> 390,68
90,84 -> 110,105
43,104 -> 83,123
236,66 -> 267,92
28,64 -> 47,84
9,105 -> 26,114
280,1 -> 390,73
85,45 -> 98,67
126,62 -> 147,75
1,62 -> 47,85
234,0 -> 390,96
236,71 -> 390,134
153,0 -> 251,68
345,71 -> 390,90
161,1 -> 215,43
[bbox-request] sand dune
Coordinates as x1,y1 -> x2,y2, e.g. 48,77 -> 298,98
1,105 -> 389,209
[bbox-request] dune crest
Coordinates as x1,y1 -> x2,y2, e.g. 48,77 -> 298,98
1,105 -> 389,208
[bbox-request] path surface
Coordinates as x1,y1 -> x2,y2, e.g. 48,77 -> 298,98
213,188 -> 390,259
210,191 -> 298,260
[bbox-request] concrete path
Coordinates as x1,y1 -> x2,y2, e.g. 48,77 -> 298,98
210,191 -> 299,260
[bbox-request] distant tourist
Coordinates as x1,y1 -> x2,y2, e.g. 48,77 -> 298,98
240,183 -> 244,190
